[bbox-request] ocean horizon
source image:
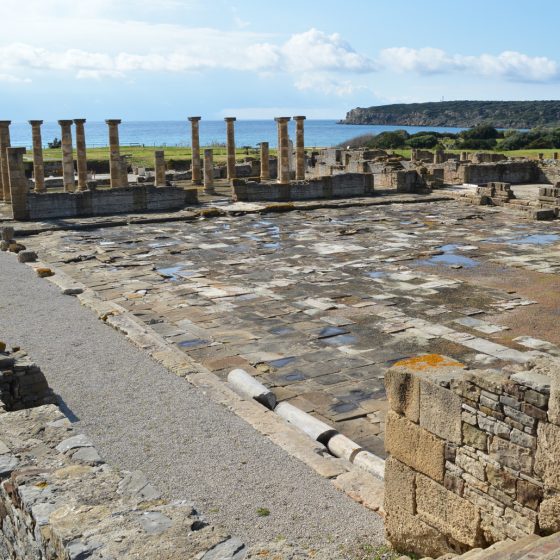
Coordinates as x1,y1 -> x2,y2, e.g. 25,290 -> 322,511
8,120 -> 465,150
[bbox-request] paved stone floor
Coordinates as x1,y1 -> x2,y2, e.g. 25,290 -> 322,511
21,199 -> 560,454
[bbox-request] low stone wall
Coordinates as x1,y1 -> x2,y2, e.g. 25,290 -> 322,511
14,186 -> 199,221
461,161 -> 539,185
384,354 -> 560,558
0,348 -> 56,411
232,173 -> 373,202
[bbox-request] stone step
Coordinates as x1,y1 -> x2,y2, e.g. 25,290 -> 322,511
473,535 -> 540,560
516,532 -> 560,559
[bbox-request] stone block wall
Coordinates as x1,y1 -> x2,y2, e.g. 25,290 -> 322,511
0,349 -> 56,411
384,355 -> 560,558
461,161 -> 539,185
232,173 -> 374,202
15,185 -> 199,221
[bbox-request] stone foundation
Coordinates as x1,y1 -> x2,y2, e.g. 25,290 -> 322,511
14,186 -> 198,221
384,355 -> 560,557
232,173 -> 373,202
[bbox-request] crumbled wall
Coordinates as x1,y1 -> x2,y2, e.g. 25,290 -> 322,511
384,355 -> 559,558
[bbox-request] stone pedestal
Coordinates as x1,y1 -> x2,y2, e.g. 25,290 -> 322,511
275,117 -> 291,183
225,117 -> 236,181
106,119 -> 123,188
58,120 -> 75,192
260,142 -> 270,181
154,150 -> 166,187
293,116 -> 306,180
0,121 -> 12,202
6,147 -> 28,220
188,117 -> 202,185
74,119 -> 88,191
29,121 -> 45,193
203,149 -> 215,194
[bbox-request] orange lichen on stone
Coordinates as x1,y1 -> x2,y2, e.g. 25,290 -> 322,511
394,354 -> 464,371
36,267 -> 54,278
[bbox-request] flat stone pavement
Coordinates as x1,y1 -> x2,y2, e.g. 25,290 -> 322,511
0,252 -> 384,557
19,199 -> 560,455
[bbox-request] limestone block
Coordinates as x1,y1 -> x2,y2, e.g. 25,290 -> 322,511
385,411 -> 445,483
385,505 -> 453,558
462,424 -> 487,451
535,422 -> 560,492
485,463 -> 517,497
419,380 -> 462,444
516,479 -> 542,510
385,366 -> 420,422
416,473 -> 482,548
489,436 -> 533,475
384,457 -> 416,515
538,496 -> 560,534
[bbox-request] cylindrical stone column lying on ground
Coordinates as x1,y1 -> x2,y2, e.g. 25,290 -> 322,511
105,119 -> 123,188
275,117 -> 291,183
293,115 -> 306,180
188,117 -> 202,185
29,120 -> 45,193
6,147 -> 28,220
275,401 -> 337,444
227,369 -> 277,410
203,149 -> 215,194
58,120 -> 75,192
0,121 -> 12,202
225,117 -> 236,181
154,150 -> 166,187
260,142 -> 270,181
74,119 -> 88,191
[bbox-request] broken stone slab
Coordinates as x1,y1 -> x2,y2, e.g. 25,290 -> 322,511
199,537 -> 246,560
275,402 -> 337,444
117,470 -> 162,502
511,371 -> 551,394
0,454 -> 19,475
72,446 -> 104,465
55,434 -> 94,453
227,369 -> 276,410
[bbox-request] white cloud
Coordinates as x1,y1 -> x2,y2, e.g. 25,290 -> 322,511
0,73 -> 31,83
294,74 -> 369,97
378,47 -> 559,82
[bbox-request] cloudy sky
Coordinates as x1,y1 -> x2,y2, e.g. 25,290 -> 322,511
2,0 -> 560,121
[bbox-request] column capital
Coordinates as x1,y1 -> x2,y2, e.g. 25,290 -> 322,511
275,117 -> 291,123
74,118 -> 87,125
188,116 -> 201,122
224,117 -> 236,122
293,115 -> 306,121
0,120 -> 12,127
28,120 -> 43,126
105,119 -> 122,125
58,119 -> 73,126
8,147 -> 26,155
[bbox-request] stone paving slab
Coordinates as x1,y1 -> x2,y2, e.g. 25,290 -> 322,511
16,199 -> 560,454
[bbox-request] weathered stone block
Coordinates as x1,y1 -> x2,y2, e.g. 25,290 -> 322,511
538,496 -> 560,534
486,463 -> 517,496
385,367 -> 419,422
516,479 -> 542,510
489,436 -> 533,474
416,473 -> 482,548
456,450 -> 485,481
384,457 -> 416,515
385,411 -> 445,483
385,505 -> 453,558
420,380 -> 462,444
463,424 -> 487,451
535,422 -> 560,491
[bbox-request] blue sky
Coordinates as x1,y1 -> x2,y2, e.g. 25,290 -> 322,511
2,0 -> 560,121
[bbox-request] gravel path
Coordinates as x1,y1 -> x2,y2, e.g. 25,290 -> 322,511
0,251 -> 383,554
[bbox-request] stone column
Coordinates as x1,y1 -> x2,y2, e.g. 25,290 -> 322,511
154,150 -> 166,187
106,119 -> 123,188
275,117 -> 291,183
0,121 -> 12,202
293,116 -> 306,180
203,149 -> 215,194
28,120 -> 45,193
260,142 -> 270,181
73,119 -> 88,191
225,117 -> 236,181
554,152 -> 559,160
188,117 -> 202,185
58,120 -> 75,192
6,147 -> 28,220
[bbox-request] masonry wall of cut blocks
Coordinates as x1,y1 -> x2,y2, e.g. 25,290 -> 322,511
383,357 -> 560,558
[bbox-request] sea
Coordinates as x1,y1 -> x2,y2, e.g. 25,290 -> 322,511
8,120 -> 465,150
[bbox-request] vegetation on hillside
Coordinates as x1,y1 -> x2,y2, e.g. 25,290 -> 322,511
337,125 -> 560,152
341,100 -> 560,128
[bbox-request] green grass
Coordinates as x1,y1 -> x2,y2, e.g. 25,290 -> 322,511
256,507 -> 271,517
392,148 -> 558,160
